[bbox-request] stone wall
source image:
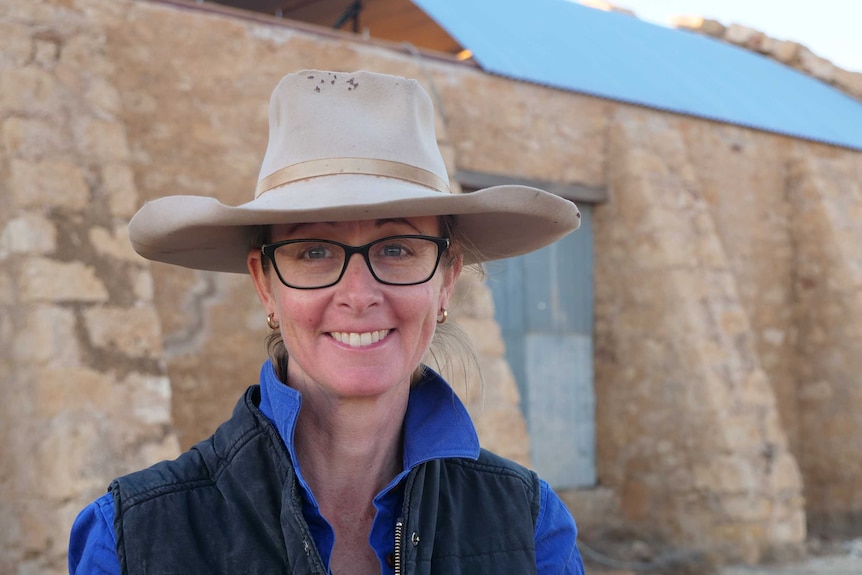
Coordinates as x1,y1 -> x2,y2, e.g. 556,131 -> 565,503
3,0 -> 862,572
593,112 -> 806,561
0,2 -> 181,573
669,12 -> 862,538
787,152 -> 862,535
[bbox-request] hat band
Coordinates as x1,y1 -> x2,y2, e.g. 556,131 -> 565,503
255,158 -> 451,198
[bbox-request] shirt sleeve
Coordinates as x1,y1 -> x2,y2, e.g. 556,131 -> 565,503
534,479 -> 586,575
68,492 -> 121,575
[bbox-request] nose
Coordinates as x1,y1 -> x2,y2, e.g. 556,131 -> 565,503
334,253 -> 382,310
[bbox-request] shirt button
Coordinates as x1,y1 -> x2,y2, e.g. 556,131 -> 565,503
386,552 -> 395,567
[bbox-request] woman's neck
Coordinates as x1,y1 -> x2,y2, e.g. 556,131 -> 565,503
293,386 -> 408,507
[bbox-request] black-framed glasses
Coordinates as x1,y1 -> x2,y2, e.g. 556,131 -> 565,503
261,235 -> 450,290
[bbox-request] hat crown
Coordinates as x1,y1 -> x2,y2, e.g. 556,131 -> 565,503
128,69 -> 580,274
257,70 -> 450,197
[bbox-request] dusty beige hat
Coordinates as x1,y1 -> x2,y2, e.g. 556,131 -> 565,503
128,69 -> 580,272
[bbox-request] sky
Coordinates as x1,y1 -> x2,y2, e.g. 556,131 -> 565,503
615,0 -> 862,73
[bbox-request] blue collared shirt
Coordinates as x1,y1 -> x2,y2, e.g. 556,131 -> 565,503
69,362 -> 585,574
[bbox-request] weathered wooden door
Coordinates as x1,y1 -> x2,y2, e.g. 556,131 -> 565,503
486,205 -> 595,488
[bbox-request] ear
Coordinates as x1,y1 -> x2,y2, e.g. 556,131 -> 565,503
438,254 -> 463,310
248,248 -> 276,313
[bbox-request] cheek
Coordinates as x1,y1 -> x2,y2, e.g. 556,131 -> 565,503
410,286 -> 445,328
273,288 -> 319,327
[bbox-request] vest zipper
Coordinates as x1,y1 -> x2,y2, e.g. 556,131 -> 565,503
394,518 -> 404,575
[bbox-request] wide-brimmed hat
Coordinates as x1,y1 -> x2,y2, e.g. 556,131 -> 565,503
128,69 -> 580,272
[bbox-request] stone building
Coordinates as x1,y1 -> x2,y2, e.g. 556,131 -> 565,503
2,0 -> 862,573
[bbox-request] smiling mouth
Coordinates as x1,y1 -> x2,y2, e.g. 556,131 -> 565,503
329,330 -> 391,348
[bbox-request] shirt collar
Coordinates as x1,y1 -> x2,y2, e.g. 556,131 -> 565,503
256,360 -> 480,474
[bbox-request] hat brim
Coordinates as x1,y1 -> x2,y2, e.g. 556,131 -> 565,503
128,175 -> 580,272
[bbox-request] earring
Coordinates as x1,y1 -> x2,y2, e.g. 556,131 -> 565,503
266,313 -> 279,330
437,308 -> 448,324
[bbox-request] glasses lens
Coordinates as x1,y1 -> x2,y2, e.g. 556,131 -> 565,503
368,236 -> 441,285
272,240 -> 346,288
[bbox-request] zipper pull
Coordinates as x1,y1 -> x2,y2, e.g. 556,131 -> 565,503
393,518 -> 404,575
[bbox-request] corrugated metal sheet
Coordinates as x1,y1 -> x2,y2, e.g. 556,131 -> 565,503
487,206 -> 596,488
413,0 -> 862,151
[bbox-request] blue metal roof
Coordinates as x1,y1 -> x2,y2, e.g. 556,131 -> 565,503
412,0 -> 862,151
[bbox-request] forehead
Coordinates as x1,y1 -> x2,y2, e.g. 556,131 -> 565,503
270,217 -> 441,239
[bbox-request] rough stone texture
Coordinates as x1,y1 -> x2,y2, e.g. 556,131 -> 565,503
3,0 -> 862,571
0,2 -> 180,573
593,109 -> 805,562
787,151 -> 862,536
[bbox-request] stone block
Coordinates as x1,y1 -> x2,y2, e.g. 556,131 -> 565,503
131,267 -> 155,302
724,493 -> 771,521
769,452 -> 803,493
0,1 -> 56,23
768,508 -> 806,544
20,258 -> 108,302
670,16 -> 725,38
692,456 -> 754,493
58,32 -> 112,76
455,316 -> 505,357
33,39 -> 59,67
35,366 -> 112,416
0,271 -> 12,306
0,67 -> 61,116
9,158 -> 89,209
798,48 -> 835,83
85,78 -> 121,117
769,40 -> 802,66
834,68 -> 862,100
36,414 -> 102,501
83,306 -> 162,358
135,434 -> 182,469
557,486 -> 622,533
740,369 -> 777,407
451,276 -> 494,320
76,119 -> 131,163
89,224 -> 139,261
798,379 -> 833,401
473,406 -> 531,465
15,305 -> 80,365
2,117 -> 66,158
721,415 -> 761,450
476,355 -> 521,407
124,372 -> 172,425
0,22 -> 33,68
0,213 -> 56,258
725,24 -> 765,51
579,0 -> 634,16
101,164 -> 139,218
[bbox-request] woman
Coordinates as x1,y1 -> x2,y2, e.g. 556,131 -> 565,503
69,70 -> 585,574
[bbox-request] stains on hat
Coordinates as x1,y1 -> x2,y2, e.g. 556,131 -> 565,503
308,72 -> 353,92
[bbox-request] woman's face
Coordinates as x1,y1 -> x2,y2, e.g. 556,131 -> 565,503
248,217 -> 461,402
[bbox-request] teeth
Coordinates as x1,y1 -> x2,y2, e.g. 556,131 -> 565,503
331,330 -> 389,347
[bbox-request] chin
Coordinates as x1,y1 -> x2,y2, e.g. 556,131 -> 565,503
327,369 -> 409,399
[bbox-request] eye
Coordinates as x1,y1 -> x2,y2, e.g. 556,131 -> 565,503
301,245 -> 331,260
382,244 -> 407,257
376,240 -> 414,259
278,241 -> 339,262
